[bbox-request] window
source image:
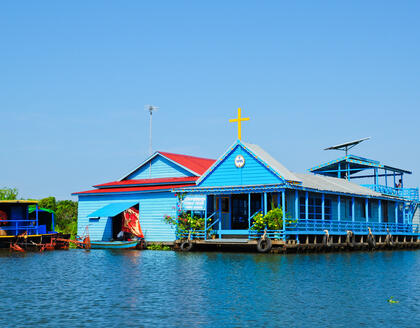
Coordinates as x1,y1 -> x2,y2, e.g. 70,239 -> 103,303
299,196 -> 332,220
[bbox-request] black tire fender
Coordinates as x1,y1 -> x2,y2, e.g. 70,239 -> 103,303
367,234 -> 376,248
180,240 -> 193,252
257,237 -> 272,253
322,234 -> 332,247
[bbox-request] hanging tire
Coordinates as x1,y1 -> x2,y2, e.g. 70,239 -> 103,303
180,240 -> 193,252
322,234 -> 332,247
385,234 -> 394,247
346,232 -> 355,248
257,237 -> 272,253
367,234 -> 376,248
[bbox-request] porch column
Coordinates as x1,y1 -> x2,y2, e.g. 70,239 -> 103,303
248,193 -> 251,229
403,204 -> 406,224
395,201 -> 398,224
305,192 -> 309,220
51,212 -> 55,232
385,169 -> 388,187
264,192 -> 267,215
218,197 -> 222,239
374,168 -> 378,185
352,197 -> 355,222
321,193 -> 325,221
295,190 -> 298,220
338,163 -> 341,178
35,203 -> 39,235
204,196 -> 208,240
378,199 -> 382,223
365,198 -> 369,222
337,195 -> 341,221
282,190 -> 286,231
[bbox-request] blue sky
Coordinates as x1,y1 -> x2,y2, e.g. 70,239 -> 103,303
1,1 -> 419,200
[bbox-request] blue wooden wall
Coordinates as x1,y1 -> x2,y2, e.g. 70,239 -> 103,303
125,155 -> 194,180
77,192 -> 177,242
199,145 -> 282,187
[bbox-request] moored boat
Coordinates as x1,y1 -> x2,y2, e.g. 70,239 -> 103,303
90,240 -> 139,249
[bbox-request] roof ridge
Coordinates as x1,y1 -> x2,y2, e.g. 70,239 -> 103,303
158,151 -> 216,161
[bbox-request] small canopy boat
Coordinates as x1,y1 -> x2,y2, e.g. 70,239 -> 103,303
90,240 -> 139,249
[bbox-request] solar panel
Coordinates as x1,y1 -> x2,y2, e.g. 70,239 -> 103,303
324,137 -> 370,155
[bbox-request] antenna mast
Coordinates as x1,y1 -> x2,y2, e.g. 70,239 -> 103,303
145,105 -> 159,155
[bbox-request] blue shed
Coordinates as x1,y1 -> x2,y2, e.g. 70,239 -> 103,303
72,151 -> 215,242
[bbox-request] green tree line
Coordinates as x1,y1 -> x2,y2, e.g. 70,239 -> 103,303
0,187 -> 78,236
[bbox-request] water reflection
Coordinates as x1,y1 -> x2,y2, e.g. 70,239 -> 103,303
0,249 -> 419,327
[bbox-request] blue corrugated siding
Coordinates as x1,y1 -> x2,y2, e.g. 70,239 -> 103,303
77,192 -> 177,242
125,155 -> 194,180
200,145 -> 282,187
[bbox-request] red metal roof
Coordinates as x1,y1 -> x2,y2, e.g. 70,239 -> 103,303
93,176 -> 198,188
158,151 -> 215,175
72,183 -> 196,195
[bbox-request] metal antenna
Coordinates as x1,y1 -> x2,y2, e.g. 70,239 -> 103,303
145,105 -> 159,155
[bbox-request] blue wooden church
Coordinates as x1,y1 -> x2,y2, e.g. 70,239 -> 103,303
73,109 -> 420,246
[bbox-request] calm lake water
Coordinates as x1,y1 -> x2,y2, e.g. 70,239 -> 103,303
0,249 -> 419,328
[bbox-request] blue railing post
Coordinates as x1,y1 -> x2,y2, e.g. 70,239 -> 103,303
378,199 -> 381,223
352,197 -> 355,222
321,193 -> 325,221
218,197 -> 222,239
305,192 -> 309,220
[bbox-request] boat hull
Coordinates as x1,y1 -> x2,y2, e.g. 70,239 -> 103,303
90,240 -> 139,249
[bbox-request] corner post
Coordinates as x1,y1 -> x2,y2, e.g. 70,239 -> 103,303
321,193 -> 325,221
378,199 -> 382,223
352,197 -> 355,222
305,191 -> 309,220
295,190 -> 298,221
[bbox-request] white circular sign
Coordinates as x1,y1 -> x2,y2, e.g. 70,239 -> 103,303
234,155 -> 245,168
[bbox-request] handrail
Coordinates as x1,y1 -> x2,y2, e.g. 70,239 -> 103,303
207,218 -> 220,231
285,218 -> 420,235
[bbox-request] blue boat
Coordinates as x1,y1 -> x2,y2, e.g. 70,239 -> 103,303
90,240 -> 139,249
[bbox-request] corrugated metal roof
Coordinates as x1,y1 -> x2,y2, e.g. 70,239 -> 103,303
293,172 -> 382,197
242,141 -> 301,183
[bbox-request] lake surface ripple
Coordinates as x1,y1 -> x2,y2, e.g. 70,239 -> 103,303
0,249 -> 419,328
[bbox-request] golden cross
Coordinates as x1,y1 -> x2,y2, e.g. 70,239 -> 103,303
229,107 -> 249,141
